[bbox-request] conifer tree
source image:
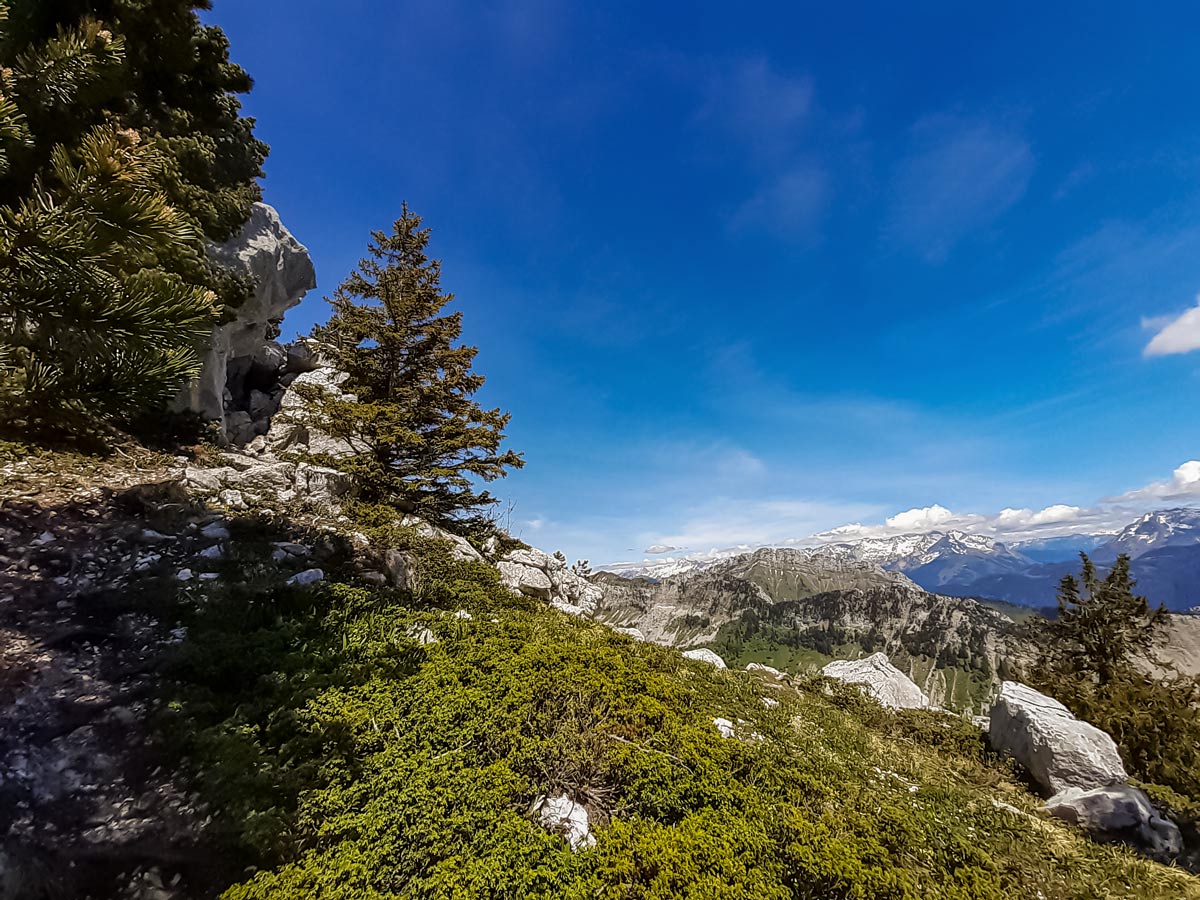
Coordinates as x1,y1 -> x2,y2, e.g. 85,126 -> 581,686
310,205 -> 523,529
1035,552 -> 1169,686
0,0 -> 264,431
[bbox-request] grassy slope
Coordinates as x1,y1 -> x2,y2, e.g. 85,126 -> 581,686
161,534 -> 1200,900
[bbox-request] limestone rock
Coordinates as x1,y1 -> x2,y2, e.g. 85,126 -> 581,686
1045,784 -> 1182,861
498,561 -> 553,600
682,648 -> 727,669
821,653 -> 930,710
746,662 -> 784,678
988,681 -> 1127,796
398,516 -> 483,562
535,795 -> 595,851
713,717 -> 736,738
175,203 -> 316,440
266,367 -> 368,458
613,626 -> 646,641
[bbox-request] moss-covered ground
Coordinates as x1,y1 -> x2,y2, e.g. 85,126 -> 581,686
160,537 -> 1200,899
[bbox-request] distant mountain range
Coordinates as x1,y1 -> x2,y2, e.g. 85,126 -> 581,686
602,508 -> 1200,612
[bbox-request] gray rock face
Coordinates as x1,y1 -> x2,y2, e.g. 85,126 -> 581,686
175,203 -> 316,442
1045,784 -> 1182,862
988,681 -> 1127,796
821,652 -> 930,710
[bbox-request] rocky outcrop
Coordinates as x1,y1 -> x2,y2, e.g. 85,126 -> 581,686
266,366 -> 370,459
183,450 -> 351,511
988,682 -> 1127,796
1045,784 -> 1182,862
821,652 -> 930,710
175,203 -> 317,444
497,548 -> 602,616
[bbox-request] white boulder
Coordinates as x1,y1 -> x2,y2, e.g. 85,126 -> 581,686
988,681 -> 1127,796
821,653 -> 929,710
497,561 -> 553,600
613,626 -> 646,642
682,648 -> 727,669
1045,784 -> 1182,861
535,795 -> 595,851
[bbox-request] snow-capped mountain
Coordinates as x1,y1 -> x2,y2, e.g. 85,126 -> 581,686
601,509 -> 1200,610
1098,508 -> 1200,561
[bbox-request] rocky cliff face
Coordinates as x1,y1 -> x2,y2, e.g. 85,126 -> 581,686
174,203 -> 317,444
593,548 -> 1029,710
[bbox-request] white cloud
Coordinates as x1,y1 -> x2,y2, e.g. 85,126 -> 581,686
525,516 -> 547,531
1144,299 -> 1200,356
995,504 -> 1081,527
1106,460 -> 1200,504
644,544 -> 681,554
885,504 -> 956,530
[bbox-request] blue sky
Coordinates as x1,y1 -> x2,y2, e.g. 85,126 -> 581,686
207,1 -> 1200,564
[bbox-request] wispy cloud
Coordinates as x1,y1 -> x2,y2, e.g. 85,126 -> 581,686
697,57 -> 814,163
1144,297 -> 1200,356
886,115 -> 1034,262
730,163 -> 829,240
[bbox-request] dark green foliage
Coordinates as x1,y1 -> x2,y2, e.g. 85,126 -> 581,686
0,0 -> 264,431
308,206 -> 524,530
1,0 -> 266,243
1035,553 -> 1168,687
161,543 -> 1198,899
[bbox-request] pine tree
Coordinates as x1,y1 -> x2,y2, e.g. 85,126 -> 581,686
0,2 -> 217,430
310,205 -> 524,529
1035,552 -> 1169,686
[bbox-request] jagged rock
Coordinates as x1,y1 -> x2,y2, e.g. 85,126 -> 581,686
174,203 -> 316,442
988,682 -> 1127,796
287,568 -> 324,587
495,547 -> 601,616
200,522 -> 231,541
453,610 -> 473,621
196,544 -> 224,561
613,626 -> 646,641
535,795 -> 595,851
384,549 -> 414,590
360,571 -> 387,586
405,624 -> 437,646
682,648 -> 727,669
761,697 -> 780,709
498,561 -> 553,600
285,341 -> 321,374
266,368 -> 368,459
1045,784 -> 1182,861
399,516 -> 483,563
821,653 -> 930,710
